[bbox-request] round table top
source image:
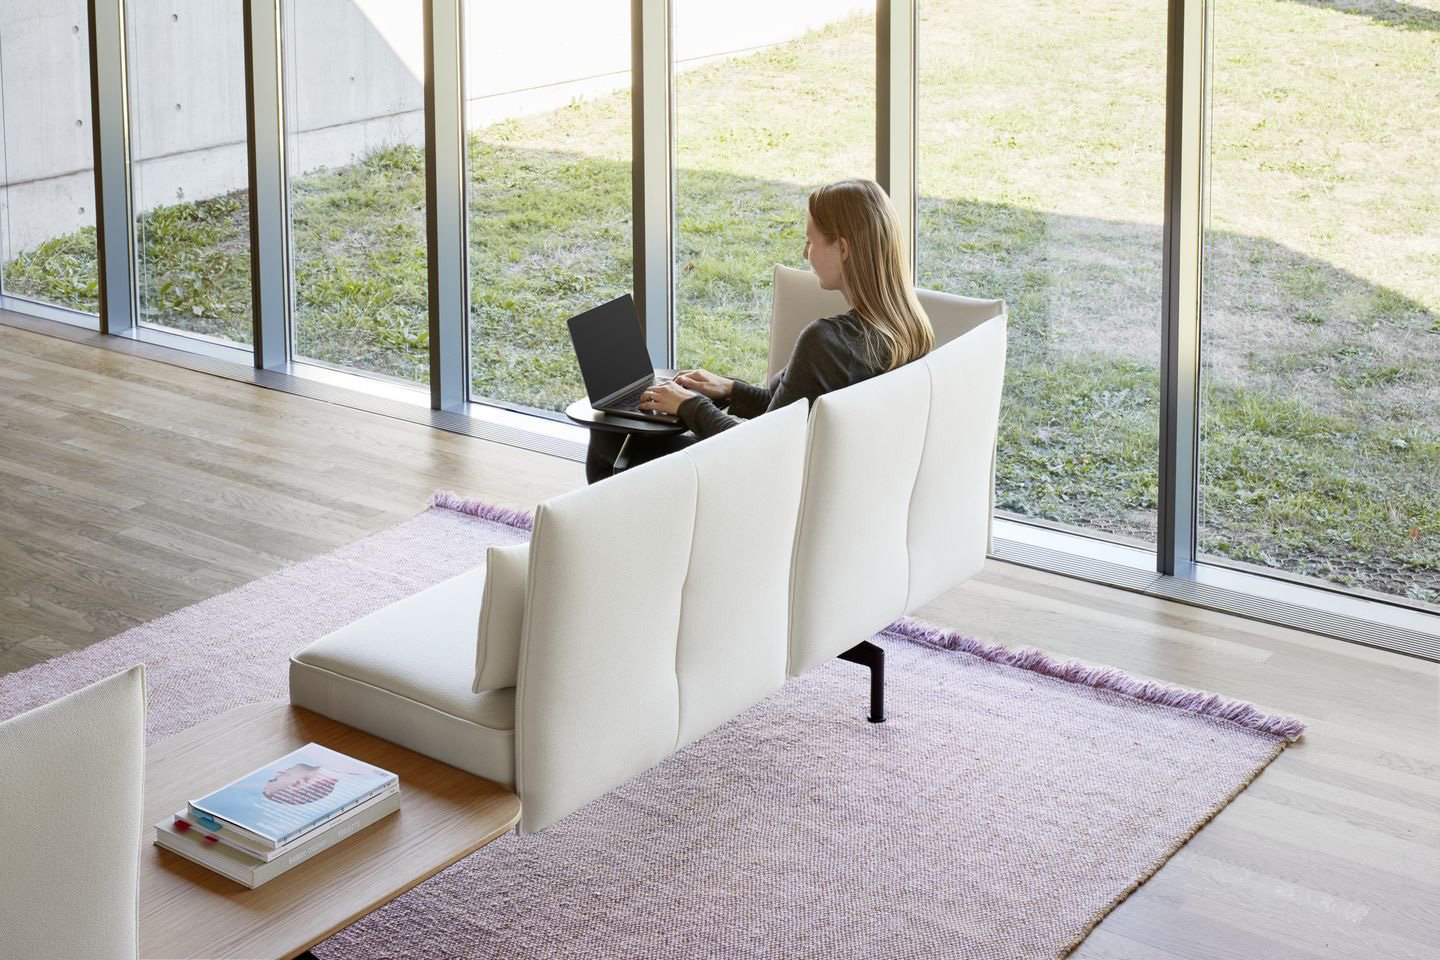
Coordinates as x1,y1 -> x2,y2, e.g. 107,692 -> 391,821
564,397 -> 688,436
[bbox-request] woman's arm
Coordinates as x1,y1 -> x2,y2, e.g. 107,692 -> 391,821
640,379 -> 747,438
756,319 -> 858,413
725,379 -> 772,418
674,316 -> 864,437
677,395 -> 746,438
670,370 -> 772,437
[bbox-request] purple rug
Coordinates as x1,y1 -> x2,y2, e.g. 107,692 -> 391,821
0,496 -> 1304,960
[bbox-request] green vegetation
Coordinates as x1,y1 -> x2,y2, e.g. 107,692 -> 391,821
3,0 -> 1436,603
134,192 -> 252,342
2,229 -> 101,310
290,145 -> 431,381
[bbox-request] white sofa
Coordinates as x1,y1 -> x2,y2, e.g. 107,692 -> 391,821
292,402 -> 810,833
290,275 -> 1007,834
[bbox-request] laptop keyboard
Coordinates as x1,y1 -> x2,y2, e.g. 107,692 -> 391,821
608,379 -> 663,411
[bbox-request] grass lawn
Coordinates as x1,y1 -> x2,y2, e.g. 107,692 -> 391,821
3,0 -> 1436,602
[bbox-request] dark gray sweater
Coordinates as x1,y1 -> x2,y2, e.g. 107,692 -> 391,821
677,311 -> 888,439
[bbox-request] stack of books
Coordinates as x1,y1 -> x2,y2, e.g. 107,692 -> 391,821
154,742 -> 400,888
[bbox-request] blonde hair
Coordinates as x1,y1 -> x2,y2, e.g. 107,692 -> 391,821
808,179 -> 933,371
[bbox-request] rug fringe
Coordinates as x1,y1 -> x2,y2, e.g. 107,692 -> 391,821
883,616 -> 1307,742
429,491 -> 535,531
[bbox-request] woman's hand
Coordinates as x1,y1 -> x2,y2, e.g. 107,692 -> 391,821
673,369 -> 734,402
639,380 -> 697,416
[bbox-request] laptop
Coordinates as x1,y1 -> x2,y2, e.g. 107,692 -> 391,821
566,294 -> 679,424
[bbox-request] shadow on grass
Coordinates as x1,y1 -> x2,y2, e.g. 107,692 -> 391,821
2,143 -> 1437,600
1287,0 -> 1440,33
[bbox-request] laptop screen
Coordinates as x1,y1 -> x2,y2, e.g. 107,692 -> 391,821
566,294 -> 654,402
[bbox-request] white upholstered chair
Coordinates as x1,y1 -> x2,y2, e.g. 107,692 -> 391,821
0,665 -> 147,960
771,262 -> 1006,550
768,263 -> 1007,377
769,264 -> 1008,720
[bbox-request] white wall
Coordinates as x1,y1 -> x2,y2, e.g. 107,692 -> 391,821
0,0 -> 874,255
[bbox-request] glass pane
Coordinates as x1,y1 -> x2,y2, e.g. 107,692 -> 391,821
284,0 -> 428,383
673,1 -> 876,384
917,0 -> 1167,547
464,1 -> 632,412
128,0 -> 253,346
1200,0 -> 1440,606
0,1 -> 99,313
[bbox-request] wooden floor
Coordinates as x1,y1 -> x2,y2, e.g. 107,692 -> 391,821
2,321 -> 1435,958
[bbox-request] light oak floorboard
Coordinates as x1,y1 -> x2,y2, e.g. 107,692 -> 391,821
1,322 -> 1435,957
0,323 -> 582,666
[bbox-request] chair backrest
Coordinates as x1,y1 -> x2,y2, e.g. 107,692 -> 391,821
514,402 -> 808,833
0,665 -> 147,960
788,316 -> 1008,676
768,265 -> 849,380
768,263 -> 1006,378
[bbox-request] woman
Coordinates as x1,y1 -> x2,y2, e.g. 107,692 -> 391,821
587,178 -> 932,481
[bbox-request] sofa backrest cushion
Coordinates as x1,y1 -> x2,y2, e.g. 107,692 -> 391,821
515,401 -> 808,833
0,665 -> 147,960
788,316 -> 1008,676
905,316 -> 1008,610
788,360 -> 930,675
673,403 -> 804,748
473,541 -> 530,692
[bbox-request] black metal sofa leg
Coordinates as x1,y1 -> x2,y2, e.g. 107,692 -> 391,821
837,640 -> 886,723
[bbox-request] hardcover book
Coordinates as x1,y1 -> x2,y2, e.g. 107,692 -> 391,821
177,782 -> 399,861
156,789 -> 402,888
188,742 -> 398,850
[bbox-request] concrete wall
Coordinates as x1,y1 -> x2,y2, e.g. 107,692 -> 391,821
0,0 -> 95,260
0,0 -> 873,257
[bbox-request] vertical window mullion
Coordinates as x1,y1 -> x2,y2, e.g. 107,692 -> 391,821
1158,0 -> 1207,577
420,0 -> 466,408
88,0 -> 136,336
424,0 -> 468,410
634,0 -> 673,369
244,0 -> 288,369
877,0 -> 917,274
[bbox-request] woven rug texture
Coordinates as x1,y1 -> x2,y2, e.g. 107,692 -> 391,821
0,500 -> 1302,960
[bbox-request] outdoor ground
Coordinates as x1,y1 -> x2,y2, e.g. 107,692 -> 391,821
4,0 -> 1436,601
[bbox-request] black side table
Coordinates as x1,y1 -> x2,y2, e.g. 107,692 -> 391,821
564,397 -> 688,479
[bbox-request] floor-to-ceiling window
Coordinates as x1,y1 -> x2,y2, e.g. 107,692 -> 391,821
127,0 -> 253,349
463,0 -> 633,412
0,1 -> 98,315
916,0 -> 1168,548
283,0 -> 429,384
0,0 -> 1431,642
1199,0 -> 1440,606
672,1 -> 877,385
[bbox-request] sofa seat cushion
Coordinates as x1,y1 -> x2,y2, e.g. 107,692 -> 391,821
289,567 -> 518,787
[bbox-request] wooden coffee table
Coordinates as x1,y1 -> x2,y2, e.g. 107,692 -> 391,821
139,703 -> 520,960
